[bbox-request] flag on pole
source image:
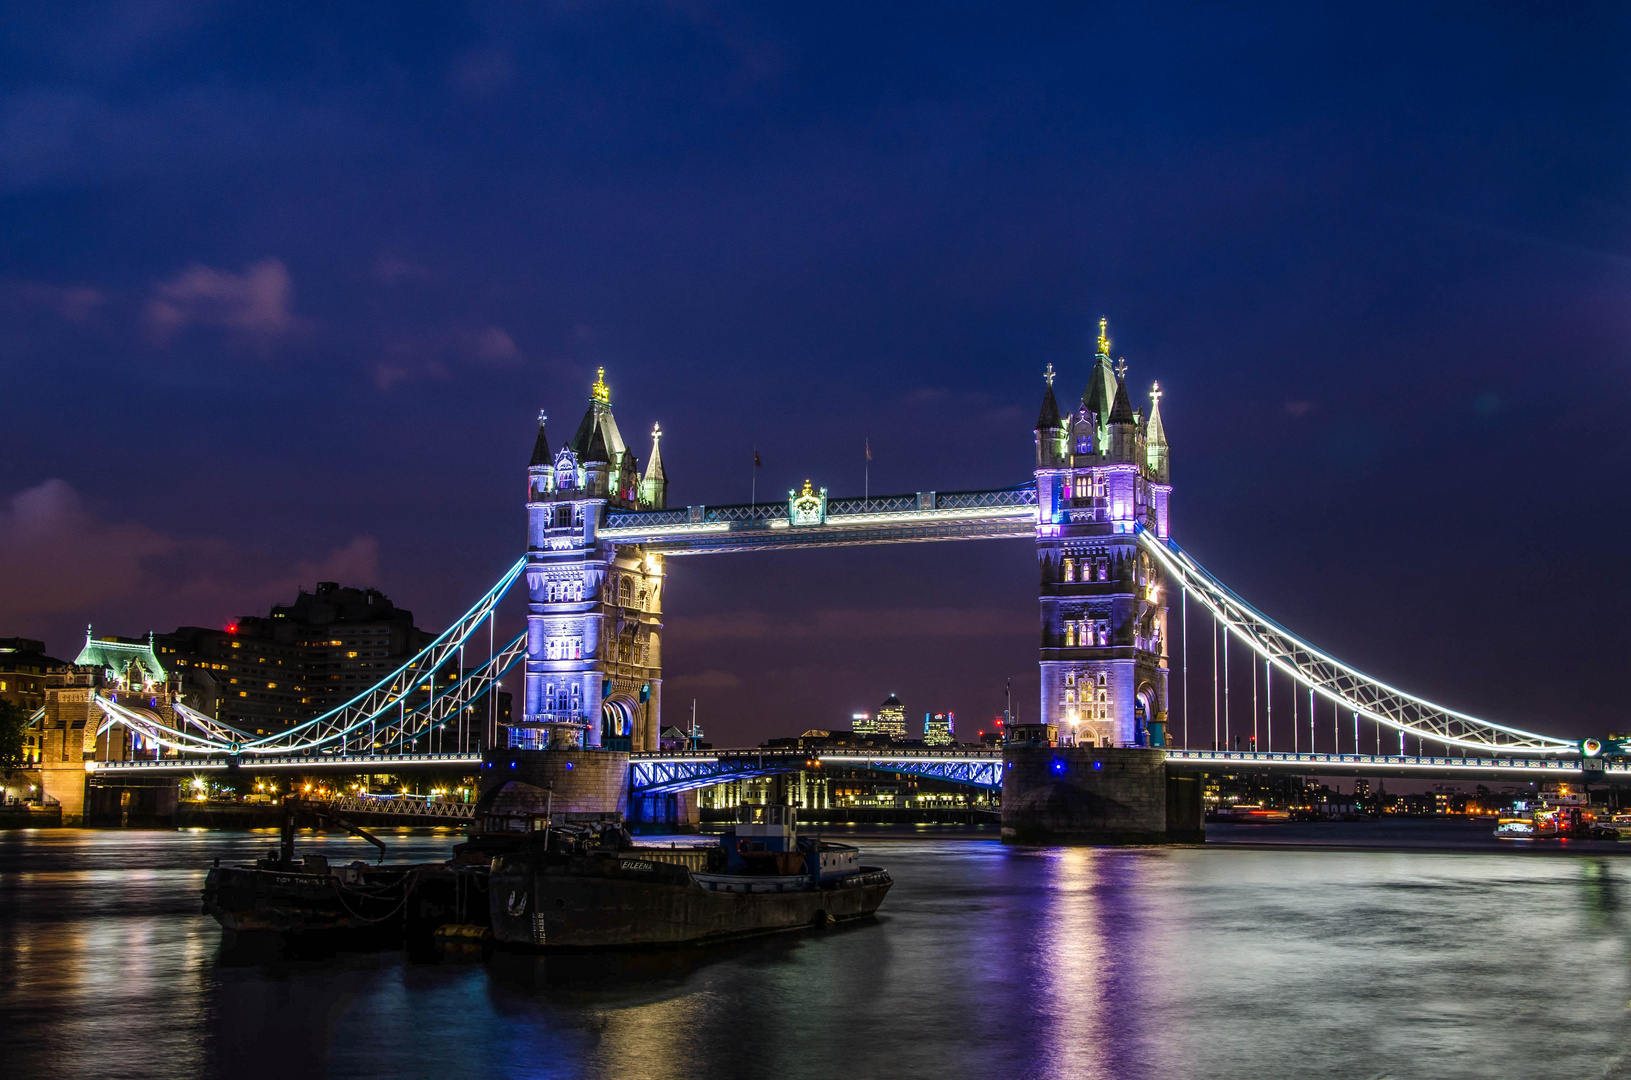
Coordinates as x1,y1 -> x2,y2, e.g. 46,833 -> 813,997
865,439 -> 872,461
754,450 -> 762,468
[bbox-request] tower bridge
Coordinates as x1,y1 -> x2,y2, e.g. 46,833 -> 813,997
60,320 -> 1616,835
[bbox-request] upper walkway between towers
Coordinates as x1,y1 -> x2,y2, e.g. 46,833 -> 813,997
595,485 -> 1038,554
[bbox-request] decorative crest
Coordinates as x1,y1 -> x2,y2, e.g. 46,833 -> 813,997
1044,363 -> 1056,387
1096,318 -> 1110,357
538,409 -> 548,424
591,366 -> 610,405
651,421 -> 662,443
1150,381 -> 1162,403
1114,357 -> 1128,381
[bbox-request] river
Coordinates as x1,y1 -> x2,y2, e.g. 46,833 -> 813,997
2,822 -> 1629,1079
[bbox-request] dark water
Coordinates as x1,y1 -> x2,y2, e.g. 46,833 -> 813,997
4,823 -> 1631,1080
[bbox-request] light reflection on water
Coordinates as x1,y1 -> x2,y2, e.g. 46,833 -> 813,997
2,825 -> 1631,1079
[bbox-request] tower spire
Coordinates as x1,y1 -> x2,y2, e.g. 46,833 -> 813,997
1096,317 -> 1110,358
528,409 -> 551,467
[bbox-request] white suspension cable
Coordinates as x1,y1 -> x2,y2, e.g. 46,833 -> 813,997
1141,528 -> 1575,755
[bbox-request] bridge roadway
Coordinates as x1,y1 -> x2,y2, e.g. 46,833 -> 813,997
88,747 -> 1629,791
597,487 -> 1038,555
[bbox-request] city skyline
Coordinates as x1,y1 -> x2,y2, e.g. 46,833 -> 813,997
5,6 -> 1631,748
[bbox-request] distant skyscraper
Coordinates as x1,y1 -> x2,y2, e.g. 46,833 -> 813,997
875,694 -> 906,740
924,711 -> 955,746
851,711 -> 875,736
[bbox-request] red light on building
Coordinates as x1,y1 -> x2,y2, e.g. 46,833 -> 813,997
224,623 -> 238,635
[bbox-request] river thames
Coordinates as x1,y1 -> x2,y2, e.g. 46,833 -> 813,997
2,823 -> 1629,1079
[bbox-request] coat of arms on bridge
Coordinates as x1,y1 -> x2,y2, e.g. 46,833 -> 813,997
788,479 -> 828,526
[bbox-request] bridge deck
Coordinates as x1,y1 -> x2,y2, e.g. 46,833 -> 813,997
86,747 -> 1620,788
598,487 -> 1037,554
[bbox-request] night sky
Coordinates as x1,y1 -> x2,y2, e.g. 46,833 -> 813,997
4,4 -> 1630,747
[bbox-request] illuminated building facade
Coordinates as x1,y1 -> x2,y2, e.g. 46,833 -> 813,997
874,694 -> 907,741
1034,320 -> 1171,747
523,368 -> 668,750
924,711 -> 955,746
154,584 -> 436,736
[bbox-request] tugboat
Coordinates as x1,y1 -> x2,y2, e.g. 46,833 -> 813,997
488,803 -> 892,949
201,799 -> 486,941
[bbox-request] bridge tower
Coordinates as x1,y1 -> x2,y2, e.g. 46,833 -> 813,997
1033,320 -> 1172,747
523,369 -> 667,751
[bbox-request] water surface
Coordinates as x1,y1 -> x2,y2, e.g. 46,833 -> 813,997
2,824 -> 1629,1079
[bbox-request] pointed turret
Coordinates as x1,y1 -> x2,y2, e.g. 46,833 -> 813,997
527,409 -> 555,500
1035,364 -> 1065,468
1082,317 -> 1119,422
1146,382 -> 1170,483
641,423 -> 669,509
1108,373 -> 1136,425
529,410 -> 551,466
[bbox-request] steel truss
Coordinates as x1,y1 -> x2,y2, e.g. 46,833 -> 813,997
1141,529 -> 1577,755
818,752 -> 1002,787
92,558 -> 526,758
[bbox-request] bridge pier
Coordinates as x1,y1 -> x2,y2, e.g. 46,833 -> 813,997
1001,746 -> 1203,844
479,748 -> 630,816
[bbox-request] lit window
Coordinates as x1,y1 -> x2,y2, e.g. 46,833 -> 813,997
238,691 -> 248,697
347,651 -> 359,658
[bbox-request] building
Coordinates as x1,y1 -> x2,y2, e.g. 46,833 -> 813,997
154,583 -> 437,736
875,694 -> 907,740
850,711 -> 874,736
0,638 -> 69,716
520,368 -> 669,750
924,711 -> 955,746
1033,319 -> 1171,747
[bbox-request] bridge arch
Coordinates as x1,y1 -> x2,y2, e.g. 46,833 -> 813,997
601,695 -> 638,742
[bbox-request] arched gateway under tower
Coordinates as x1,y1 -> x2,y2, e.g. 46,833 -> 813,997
520,326 -> 1172,753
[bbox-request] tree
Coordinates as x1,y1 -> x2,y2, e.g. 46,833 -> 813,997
0,699 -> 30,772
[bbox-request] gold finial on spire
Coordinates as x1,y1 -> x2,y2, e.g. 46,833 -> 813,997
1044,362 -> 1056,387
801,479 -> 814,497
591,366 -> 610,405
651,421 -> 662,443
1096,317 -> 1110,357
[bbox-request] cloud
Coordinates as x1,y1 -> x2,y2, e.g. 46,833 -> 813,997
472,326 -> 522,363
0,479 -> 378,644
678,607 -> 1032,643
372,324 -> 523,389
668,670 -> 743,690
144,257 -> 294,342
13,282 -> 107,323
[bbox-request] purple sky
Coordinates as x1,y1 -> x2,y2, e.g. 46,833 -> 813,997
3,4 -> 1630,747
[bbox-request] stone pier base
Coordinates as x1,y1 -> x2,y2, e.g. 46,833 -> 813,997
1001,746 -> 1204,845
479,748 -> 630,816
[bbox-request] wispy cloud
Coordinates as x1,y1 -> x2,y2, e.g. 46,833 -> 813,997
144,257 -> 294,343
0,479 -> 378,639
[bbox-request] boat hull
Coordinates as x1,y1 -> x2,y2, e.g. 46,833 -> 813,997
489,852 -> 892,949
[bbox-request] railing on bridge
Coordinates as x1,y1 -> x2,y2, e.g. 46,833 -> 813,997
629,748 -> 1004,793
324,795 -> 474,821
1163,749 -> 1626,776
599,486 -> 1038,554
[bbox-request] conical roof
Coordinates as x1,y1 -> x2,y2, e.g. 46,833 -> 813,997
1146,385 -> 1168,447
643,425 -> 667,483
1036,382 -> 1062,430
1108,376 -> 1136,425
528,415 -> 551,466
880,693 -> 903,709
1083,356 -> 1117,419
583,423 -> 610,464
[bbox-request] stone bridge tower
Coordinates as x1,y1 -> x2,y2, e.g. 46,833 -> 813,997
1033,320 -> 1172,747
523,369 -> 667,751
